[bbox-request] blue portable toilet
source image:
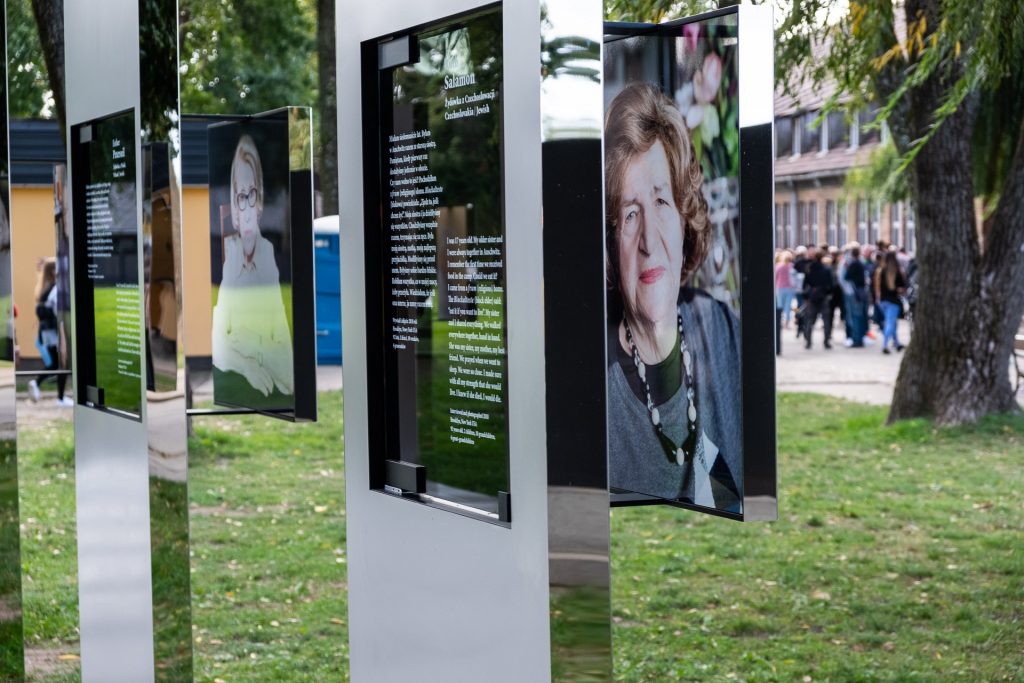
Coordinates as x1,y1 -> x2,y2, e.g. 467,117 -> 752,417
314,215 -> 342,365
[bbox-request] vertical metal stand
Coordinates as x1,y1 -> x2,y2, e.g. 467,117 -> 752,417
339,1 -> 612,681
65,1 -> 191,680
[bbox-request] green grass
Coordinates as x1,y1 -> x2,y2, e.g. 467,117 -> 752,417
17,410 -> 79,682
14,392 -> 1024,682
611,394 -> 1024,682
187,393 -> 346,682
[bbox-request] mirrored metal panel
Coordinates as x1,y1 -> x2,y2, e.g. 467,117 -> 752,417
0,4 -> 23,678
140,0 -> 193,677
540,0 -> 611,679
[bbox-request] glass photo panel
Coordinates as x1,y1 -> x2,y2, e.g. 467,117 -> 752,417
604,11 -> 775,518
70,110 -> 143,419
369,5 -> 510,519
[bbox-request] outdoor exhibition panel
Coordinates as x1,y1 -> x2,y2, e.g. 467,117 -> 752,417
207,108 -> 317,422
366,5 -> 511,521
338,0 -> 610,679
65,0 -> 191,680
0,3 -> 22,678
604,6 -> 777,521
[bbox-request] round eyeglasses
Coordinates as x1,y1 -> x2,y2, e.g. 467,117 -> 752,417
235,187 -> 259,211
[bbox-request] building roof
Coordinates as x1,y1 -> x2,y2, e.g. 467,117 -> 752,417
10,119 -> 65,185
774,36 -> 839,117
7,115 -> 243,186
775,141 -> 879,183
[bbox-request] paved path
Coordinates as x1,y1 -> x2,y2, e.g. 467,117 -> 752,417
778,318 -> 1024,408
776,319 -> 913,406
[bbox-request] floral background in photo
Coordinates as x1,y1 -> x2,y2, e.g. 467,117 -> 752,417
673,19 -> 741,315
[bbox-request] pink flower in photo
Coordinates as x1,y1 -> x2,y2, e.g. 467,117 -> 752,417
683,23 -> 701,53
693,53 -> 722,104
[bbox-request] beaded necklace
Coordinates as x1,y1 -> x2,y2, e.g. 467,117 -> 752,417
624,314 -> 702,467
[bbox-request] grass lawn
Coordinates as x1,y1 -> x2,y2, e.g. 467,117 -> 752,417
611,394 -> 1024,682
187,393 -> 346,682
15,391 -> 1024,681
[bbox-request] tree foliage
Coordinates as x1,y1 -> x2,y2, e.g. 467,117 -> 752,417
605,0 -> 718,23
778,0 -> 1024,208
6,0 -> 52,120
179,0 -> 317,115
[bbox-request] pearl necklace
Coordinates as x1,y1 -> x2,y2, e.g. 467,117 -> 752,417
624,315 -> 701,467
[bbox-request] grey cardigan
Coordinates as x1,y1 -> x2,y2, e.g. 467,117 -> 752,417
608,288 -> 743,511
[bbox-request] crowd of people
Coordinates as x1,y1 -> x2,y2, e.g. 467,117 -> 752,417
774,240 -> 916,353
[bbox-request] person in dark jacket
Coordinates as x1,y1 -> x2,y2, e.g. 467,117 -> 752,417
802,249 -> 834,349
843,245 -> 868,347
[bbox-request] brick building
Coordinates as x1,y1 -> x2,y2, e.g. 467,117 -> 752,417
774,81 -> 917,253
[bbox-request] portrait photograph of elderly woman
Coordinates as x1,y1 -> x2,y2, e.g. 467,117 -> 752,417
605,16 -> 743,513
209,121 -> 295,411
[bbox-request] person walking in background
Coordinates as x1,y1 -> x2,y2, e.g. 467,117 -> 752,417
774,250 -> 796,329
874,251 -> 907,354
802,249 -> 834,349
827,246 -> 844,338
869,248 -> 885,338
843,244 -> 868,348
792,245 -> 809,339
29,258 -> 71,406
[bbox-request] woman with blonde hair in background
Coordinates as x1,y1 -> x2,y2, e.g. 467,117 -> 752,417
29,258 -> 72,406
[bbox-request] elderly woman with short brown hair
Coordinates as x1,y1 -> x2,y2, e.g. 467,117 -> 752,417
605,82 -> 742,511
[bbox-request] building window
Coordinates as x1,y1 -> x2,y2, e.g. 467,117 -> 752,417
782,203 -> 792,248
826,200 -> 837,246
775,203 -> 784,247
809,201 -> 819,245
857,198 -> 868,244
859,107 -> 881,145
890,202 -> 903,247
799,201 -> 810,246
827,111 -> 848,150
800,112 -> 820,154
776,117 -> 793,158
837,199 -> 847,242
870,199 -> 881,245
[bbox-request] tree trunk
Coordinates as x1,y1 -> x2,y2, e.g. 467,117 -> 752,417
317,0 -> 338,217
889,0 -> 1024,425
30,0 -> 64,145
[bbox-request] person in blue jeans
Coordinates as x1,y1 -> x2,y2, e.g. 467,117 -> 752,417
843,245 -> 868,347
873,251 -> 906,354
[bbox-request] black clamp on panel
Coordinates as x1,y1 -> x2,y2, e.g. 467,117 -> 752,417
378,35 -> 418,70
384,459 -> 426,494
498,491 -> 511,523
85,385 -> 104,408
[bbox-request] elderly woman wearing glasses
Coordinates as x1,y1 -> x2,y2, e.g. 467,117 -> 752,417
605,83 -> 742,511
211,134 -> 293,399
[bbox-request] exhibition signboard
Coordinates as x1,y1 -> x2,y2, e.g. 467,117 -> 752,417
207,107 -> 317,421
363,5 -> 510,521
70,109 -> 144,419
605,9 -> 777,521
